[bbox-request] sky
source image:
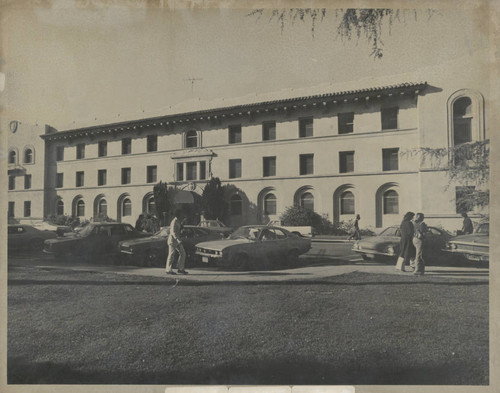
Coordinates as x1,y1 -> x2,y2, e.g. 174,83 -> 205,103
0,1 -> 492,131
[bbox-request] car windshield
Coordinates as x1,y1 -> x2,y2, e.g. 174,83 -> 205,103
78,225 -> 95,237
229,227 -> 261,240
379,227 -> 400,237
476,223 -> 489,234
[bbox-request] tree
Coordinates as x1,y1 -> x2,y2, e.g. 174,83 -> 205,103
404,140 -> 490,212
201,177 -> 226,221
248,8 -> 439,58
153,181 -> 172,226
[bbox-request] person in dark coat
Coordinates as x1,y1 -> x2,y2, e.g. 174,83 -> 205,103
461,213 -> 473,235
135,214 -> 145,232
395,211 -> 415,272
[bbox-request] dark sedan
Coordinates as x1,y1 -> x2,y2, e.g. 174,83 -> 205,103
352,225 -> 453,262
444,222 -> 489,262
43,222 -> 149,261
119,225 -> 225,267
8,224 -> 58,253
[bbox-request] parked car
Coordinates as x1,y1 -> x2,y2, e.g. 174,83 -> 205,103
8,224 -> 58,253
43,222 -> 149,261
198,219 -> 233,237
352,225 -> 453,262
444,221 -> 489,262
195,225 -> 312,270
119,225 -> 225,266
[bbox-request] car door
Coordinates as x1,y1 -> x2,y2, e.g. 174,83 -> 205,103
108,225 -> 127,254
8,226 -> 26,250
423,227 -> 447,259
259,228 -> 283,263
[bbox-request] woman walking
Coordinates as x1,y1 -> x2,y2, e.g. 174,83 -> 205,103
395,211 -> 415,272
412,213 -> 428,275
348,214 -> 361,241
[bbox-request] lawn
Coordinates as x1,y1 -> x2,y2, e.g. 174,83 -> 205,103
7,265 -> 488,385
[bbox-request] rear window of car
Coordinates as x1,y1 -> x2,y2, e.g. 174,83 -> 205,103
476,223 -> 489,234
380,227 -> 399,236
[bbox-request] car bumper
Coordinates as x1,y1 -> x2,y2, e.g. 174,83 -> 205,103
443,248 -> 489,261
352,249 -> 396,257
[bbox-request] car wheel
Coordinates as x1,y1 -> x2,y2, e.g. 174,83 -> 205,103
30,238 -> 45,252
231,253 -> 248,271
144,249 -> 163,267
287,249 -> 300,267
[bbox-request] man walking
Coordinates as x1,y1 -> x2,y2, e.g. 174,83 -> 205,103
165,209 -> 188,275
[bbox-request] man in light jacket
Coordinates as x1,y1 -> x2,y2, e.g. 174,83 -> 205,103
165,209 -> 188,275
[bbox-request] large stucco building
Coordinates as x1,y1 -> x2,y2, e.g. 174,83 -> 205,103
7,55 -> 490,231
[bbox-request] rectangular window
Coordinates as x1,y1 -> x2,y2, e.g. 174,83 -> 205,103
299,118 -> 313,138
24,174 -> 32,189
122,138 -> 132,155
339,151 -> 355,173
381,107 -> 399,130
147,166 -> 157,183
8,201 -> 15,218
176,163 -> 184,181
382,148 -> 399,171
456,186 -> 475,213
199,161 -> 206,180
147,135 -> 158,152
299,154 -> 314,175
24,201 -> 31,217
56,173 -> 63,188
8,175 -> 15,190
229,159 -> 242,179
76,171 -> 84,187
121,168 -> 131,184
76,143 -> 85,159
56,146 -> 64,161
98,141 -> 107,157
98,169 -> 107,186
338,112 -> 354,134
263,121 -> 276,141
263,156 -> 276,177
186,162 -> 197,181
229,125 -> 242,144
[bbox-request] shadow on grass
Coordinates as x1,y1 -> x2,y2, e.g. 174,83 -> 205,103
8,354 -> 488,385
7,277 -> 489,287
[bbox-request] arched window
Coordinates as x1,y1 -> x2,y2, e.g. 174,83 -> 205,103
24,148 -> 33,164
122,198 -> 132,217
56,200 -> 64,216
383,190 -> 399,214
340,191 -> 355,214
185,130 -> 199,148
146,196 -> 155,215
264,193 -> 277,215
98,199 -> 108,217
9,150 -> 17,165
300,192 -> 314,212
453,97 -> 473,146
76,200 -> 85,217
230,194 -> 243,216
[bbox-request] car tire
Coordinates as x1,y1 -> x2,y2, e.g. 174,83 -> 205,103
231,253 -> 248,271
30,238 -> 45,252
144,248 -> 163,267
287,249 -> 300,267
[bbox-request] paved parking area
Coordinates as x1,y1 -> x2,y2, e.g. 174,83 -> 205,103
8,252 -> 489,283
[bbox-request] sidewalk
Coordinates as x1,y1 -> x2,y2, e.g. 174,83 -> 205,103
10,254 -> 489,283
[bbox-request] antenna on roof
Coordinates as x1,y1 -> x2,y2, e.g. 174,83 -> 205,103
185,76 -> 203,97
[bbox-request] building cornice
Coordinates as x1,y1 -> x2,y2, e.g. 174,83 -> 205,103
41,82 -> 427,142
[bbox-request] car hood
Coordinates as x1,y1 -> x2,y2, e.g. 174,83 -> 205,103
196,238 -> 252,250
45,236 -> 82,245
120,236 -> 166,247
359,236 -> 398,247
449,233 -> 489,245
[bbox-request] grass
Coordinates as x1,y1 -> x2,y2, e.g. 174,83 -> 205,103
7,265 -> 488,385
